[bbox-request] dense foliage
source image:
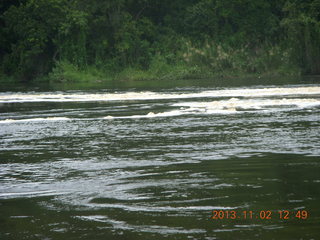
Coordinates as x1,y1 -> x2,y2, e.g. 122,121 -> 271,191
0,0 -> 319,82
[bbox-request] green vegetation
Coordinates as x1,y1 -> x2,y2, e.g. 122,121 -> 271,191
0,0 -> 319,83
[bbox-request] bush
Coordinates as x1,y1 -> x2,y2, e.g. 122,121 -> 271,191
49,61 -> 108,82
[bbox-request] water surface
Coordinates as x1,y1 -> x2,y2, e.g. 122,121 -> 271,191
0,82 -> 320,239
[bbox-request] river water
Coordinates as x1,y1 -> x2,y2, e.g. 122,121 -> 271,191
0,81 -> 320,239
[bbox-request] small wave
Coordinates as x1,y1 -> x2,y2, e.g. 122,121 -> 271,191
75,215 -> 206,234
0,117 -> 70,123
0,190 -> 58,199
86,203 -> 236,212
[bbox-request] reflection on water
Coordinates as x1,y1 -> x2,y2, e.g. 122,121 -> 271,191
0,83 -> 320,239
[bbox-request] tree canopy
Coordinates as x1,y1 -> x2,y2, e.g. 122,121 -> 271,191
1,0 -> 319,81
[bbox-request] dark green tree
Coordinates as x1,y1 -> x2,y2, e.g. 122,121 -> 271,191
2,0 -> 87,80
282,0 -> 320,74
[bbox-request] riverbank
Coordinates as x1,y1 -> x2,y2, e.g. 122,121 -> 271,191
2,71 -> 319,93
0,57 -> 302,92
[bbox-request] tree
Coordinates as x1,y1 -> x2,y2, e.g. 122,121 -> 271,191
3,0 -> 88,80
282,0 -> 320,74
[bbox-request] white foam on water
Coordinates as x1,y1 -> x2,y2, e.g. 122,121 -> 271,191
0,117 -> 70,123
173,97 -> 320,111
2,86 -> 319,121
103,97 -> 320,119
0,86 -> 319,103
103,110 -> 184,119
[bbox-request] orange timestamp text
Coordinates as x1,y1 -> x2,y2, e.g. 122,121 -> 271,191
211,210 -> 308,220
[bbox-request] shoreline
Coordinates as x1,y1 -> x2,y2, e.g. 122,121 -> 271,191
1,73 -> 319,92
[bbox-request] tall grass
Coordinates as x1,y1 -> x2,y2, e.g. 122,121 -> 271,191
179,40 -> 300,77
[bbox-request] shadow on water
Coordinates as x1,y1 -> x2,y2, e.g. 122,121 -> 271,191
1,75 -> 320,92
